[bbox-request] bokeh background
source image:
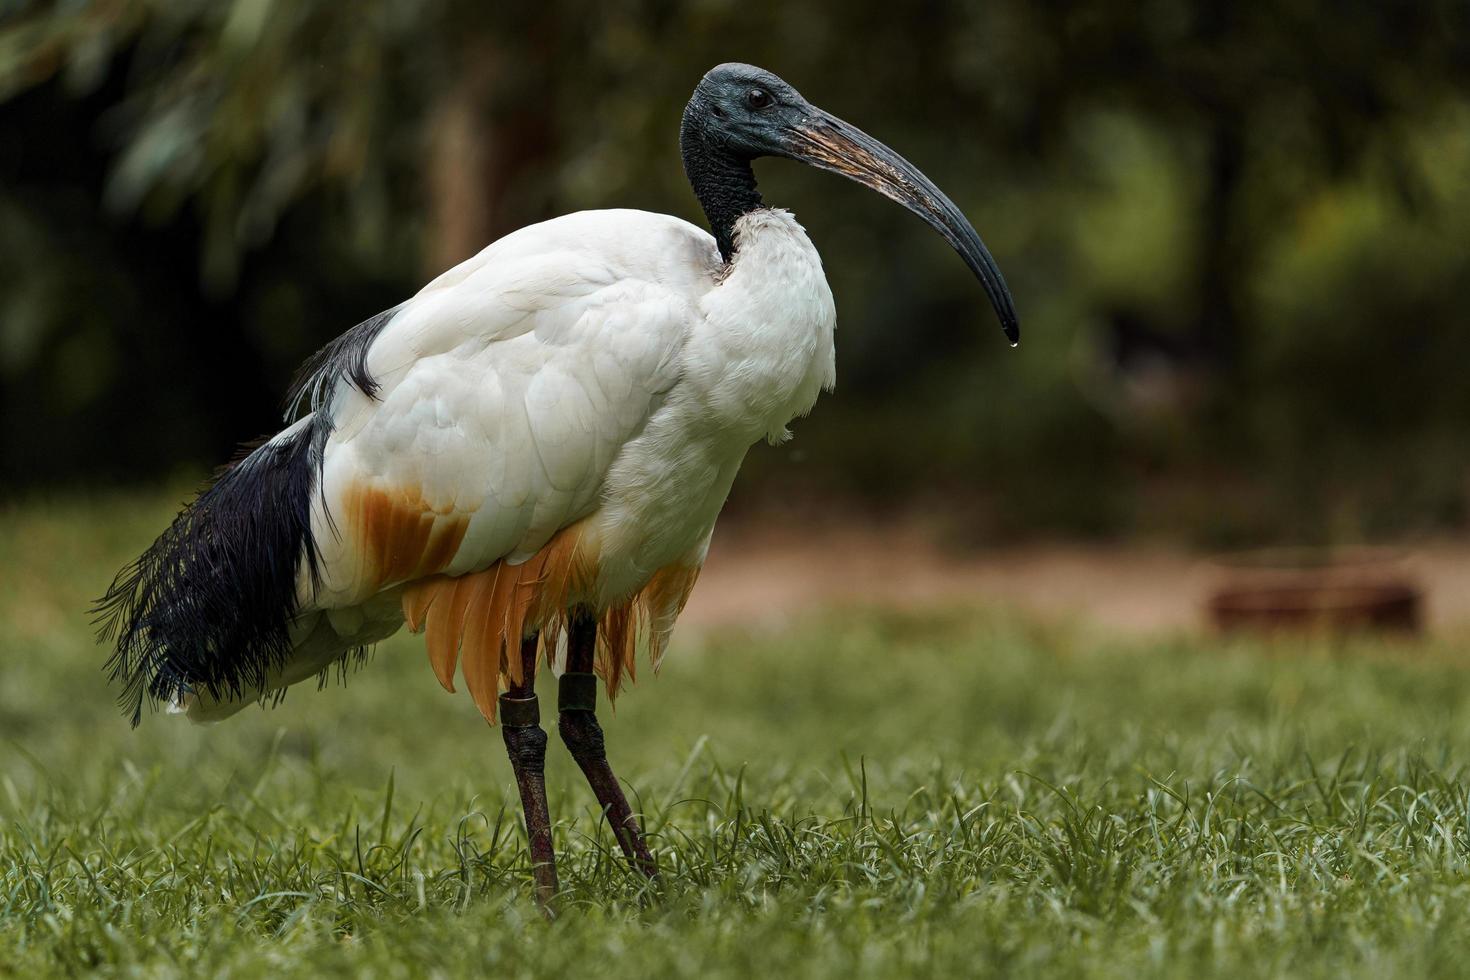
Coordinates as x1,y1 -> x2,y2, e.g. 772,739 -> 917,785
2,0 -> 1469,545
6,7 -> 1470,971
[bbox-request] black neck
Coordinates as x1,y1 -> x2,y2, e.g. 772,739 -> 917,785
681,106 -> 762,263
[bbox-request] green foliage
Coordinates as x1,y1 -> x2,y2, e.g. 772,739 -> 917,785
0,0 -> 423,286
5,494 -> 1470,974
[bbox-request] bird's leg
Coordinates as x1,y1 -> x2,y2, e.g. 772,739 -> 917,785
499,632 -> 560,909
558,608 -> 658,878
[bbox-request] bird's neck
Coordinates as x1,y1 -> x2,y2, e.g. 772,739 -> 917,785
681,118 -> 762,264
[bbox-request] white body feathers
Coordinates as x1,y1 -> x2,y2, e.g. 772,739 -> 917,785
184,207 -> 836,719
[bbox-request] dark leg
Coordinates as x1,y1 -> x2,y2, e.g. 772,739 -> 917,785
500,633 -> 560,910
558,609 -> 658,878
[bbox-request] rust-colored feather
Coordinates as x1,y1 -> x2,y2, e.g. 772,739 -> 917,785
421,515 -> 467,579
443,575 -> 481,663
459,568 -> 503,693
341,484 -> 469,597
423,581 -> 461,693
641,564 -> 701,671
459,563 -> 506,721
487,559 -> 525,685
353,499 -> 704,725
402,580 -> 437,634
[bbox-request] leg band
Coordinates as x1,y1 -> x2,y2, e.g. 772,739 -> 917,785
499,692 -> 541,728
559,672 -> 599,713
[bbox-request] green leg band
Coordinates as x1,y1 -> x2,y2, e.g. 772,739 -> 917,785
498,692 -> 541,728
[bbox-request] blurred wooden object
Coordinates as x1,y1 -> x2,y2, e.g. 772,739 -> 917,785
1207,548 -> 1422,634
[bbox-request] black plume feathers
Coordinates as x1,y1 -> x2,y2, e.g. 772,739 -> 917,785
94,418 -> 326,725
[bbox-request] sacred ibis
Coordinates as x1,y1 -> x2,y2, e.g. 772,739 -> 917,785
96,63 -> 1019,905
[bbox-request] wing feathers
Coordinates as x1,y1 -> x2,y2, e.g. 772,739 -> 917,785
310,270 -> 692,605
298,211 -> 718,720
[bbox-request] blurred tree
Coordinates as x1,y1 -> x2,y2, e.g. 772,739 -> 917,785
965,1 -> 1470,371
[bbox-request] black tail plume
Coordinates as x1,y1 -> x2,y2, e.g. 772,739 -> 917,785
94,417 -> 327,725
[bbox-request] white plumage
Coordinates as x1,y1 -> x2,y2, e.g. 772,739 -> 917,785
182,207 -> 835,720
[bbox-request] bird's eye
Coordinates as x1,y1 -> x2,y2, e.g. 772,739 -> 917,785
745,88 -> 772,110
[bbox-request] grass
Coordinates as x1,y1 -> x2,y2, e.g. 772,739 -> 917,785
4,491 -> 1470,976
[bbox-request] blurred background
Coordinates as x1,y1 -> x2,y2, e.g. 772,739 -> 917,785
2,0 -> 1468,552
6,6 -> 1470,961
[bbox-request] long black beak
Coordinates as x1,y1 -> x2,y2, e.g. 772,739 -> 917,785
785,109 -> 1020,345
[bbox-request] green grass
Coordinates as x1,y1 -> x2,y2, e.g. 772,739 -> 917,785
4,492 -> 1470,976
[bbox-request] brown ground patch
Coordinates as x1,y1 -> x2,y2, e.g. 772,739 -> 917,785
680,518 -> 1470,637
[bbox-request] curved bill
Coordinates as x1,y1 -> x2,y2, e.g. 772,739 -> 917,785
784,109 -> 1020,345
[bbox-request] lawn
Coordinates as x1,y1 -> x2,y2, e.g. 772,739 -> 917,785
4,492 -> 1470,977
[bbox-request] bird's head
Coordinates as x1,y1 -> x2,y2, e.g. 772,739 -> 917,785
683,63 -> 1019,345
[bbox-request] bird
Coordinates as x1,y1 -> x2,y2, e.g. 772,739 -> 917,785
95,62 -> 1019,907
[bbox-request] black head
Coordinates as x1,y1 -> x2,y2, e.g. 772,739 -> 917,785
681,62 -> 1020,345
683,63 -> 814,160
